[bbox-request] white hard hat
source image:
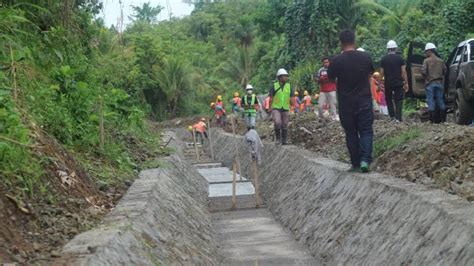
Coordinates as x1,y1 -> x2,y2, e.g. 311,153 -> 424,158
387,40 -> 398,49
276,68 -> 288,77
357,47 -> 365,52
246,84 -> 253,90
425,42 -> 436,51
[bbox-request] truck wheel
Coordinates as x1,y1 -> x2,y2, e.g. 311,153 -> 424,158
454,87 -> 474,125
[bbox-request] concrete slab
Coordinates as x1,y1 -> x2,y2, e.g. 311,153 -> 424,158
209,195 -> 258,212
213,208 -> 318,265
209,182 -> 254,197
194,162 -> 223,168
197,167 -> 245,183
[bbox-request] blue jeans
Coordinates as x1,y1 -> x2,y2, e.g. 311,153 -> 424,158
339,99 -> 374,167
425,83 -> 445,111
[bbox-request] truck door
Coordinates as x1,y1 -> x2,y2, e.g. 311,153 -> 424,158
448,46 -> 464,90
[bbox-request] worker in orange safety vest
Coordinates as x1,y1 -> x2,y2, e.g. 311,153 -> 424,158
192,118 -> 208,144
302,90 -> 312,112
214,95 -> 227,127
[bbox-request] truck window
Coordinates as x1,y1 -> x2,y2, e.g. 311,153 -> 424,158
452,46 -> 464,65
462,46 -> 468,62
470,43 -> 474,61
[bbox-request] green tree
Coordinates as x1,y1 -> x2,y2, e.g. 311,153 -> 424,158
130,2 -> 163,23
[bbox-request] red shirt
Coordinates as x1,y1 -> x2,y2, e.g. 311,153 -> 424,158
317,67 -> 337,93
303,95 -> 312,106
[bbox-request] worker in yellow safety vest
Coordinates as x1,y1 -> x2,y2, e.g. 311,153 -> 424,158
241,84 -> 260,130
268,68 -> 293,145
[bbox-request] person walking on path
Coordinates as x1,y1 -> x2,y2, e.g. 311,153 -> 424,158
291,91 -> 301,114
192,118 -> 208,144
215,95 -> 227,127
376,76 -> 389,115
380,40 -> 409,122
328,29 -> 375,173
232,92 -> 241,115
302,90 -> 312,112
316,57 -> 338,120
370,72 -> 382,113
241,84 -> 260,130
269,68 -> 293,145
422,42 -> 447,123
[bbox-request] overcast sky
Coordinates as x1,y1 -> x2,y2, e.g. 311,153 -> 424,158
100,0 -> 194,28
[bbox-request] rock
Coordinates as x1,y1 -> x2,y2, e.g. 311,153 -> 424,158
69,227 -> 79,235
33,242 -> 42,251
431,161 -> 441,169
50,250 -> 62,257
86,206 -> 101,216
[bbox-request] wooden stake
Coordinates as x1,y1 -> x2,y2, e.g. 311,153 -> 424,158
192,129 -> 200,161
232,160 -> 237,210
252,159 -> 260,208
208,121 -> 214,161
9,45 -> 18,102
99,96 -> 105,151
230,115 -> 242,180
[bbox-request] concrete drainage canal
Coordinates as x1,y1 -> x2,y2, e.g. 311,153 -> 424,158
56,129 -> 473,265
189,144 -> 317,265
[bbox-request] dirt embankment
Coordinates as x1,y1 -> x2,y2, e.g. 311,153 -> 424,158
0,123 -> 162,264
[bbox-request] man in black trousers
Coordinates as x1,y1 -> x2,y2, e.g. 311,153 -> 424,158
328,29 -> 375,173
380,40 -> 409,122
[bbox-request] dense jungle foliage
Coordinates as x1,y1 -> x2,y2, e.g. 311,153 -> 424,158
1,0 -> 473,197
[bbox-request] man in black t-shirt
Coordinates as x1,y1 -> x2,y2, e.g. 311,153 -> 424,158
380,40 -> 409,122
328,29 -> 374,173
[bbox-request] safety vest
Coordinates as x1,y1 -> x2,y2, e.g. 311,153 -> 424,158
242,94 -> 257,116
271,82 -> 291,111
291,96 -> 300,108
193,121 -> 206,133
215,101 -> 225,116
264,96 -> 270,110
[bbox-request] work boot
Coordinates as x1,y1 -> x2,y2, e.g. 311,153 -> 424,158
274,128 -> 281,144
360,161 -> 370,173
440,111 -> 447,123
429,111 -> 434,123
281,128 -> 288,145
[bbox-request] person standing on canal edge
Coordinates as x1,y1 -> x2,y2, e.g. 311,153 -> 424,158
328,29 -> 375,173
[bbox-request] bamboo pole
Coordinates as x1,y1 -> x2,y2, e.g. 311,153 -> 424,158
252,159 -> 260,208
232,160 -> 237,210
9,45 -> 18,102
99,96 -> 105,151
208,120 -> 214,161
192,129 -> 200,161
230,115 -> 242,180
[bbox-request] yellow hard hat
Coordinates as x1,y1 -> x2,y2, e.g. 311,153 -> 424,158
373,72 -> 380,77
187,126 -> 193,131
304,90 -> 309,96
217,95 -> 223,101
295,91 -> 299,96
233,92 -> 239,97
210,102 -> 215,107
200,117 -> 206,122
